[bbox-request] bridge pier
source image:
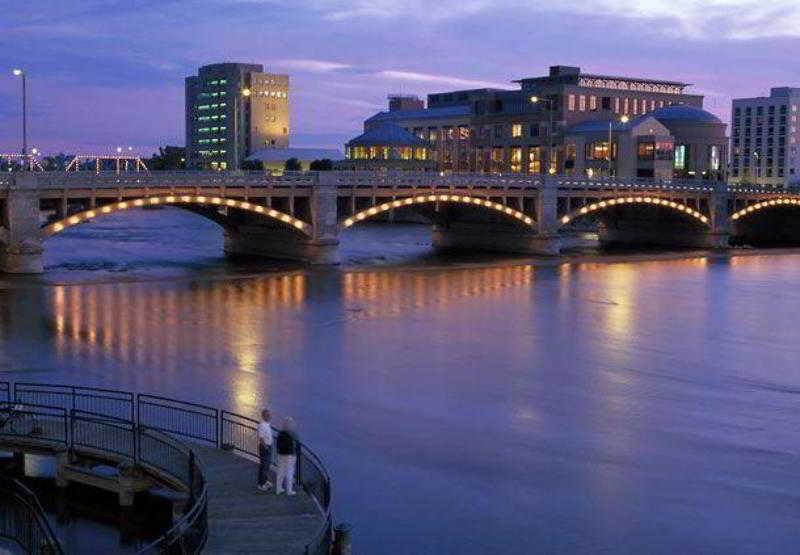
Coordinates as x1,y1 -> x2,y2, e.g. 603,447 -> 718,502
223,173 -> 341,265
1,174 -> 43,274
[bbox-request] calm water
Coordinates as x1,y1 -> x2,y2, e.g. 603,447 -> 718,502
2,209 -> 800,554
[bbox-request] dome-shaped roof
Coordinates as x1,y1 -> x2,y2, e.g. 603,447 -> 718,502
347,123 -> 427,147
651,105 -> 722,124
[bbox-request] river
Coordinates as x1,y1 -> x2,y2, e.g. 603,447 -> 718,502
1,208 -> 799,554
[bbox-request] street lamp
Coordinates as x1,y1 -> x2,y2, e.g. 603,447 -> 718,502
233,88 -> 252,171
530,95 -> 555,175
608,115 -> 630,177
12,68 -> 27,158
753,150 -> 760,187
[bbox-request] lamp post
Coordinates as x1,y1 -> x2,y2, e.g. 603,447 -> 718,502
753,150 -> 760,187
530,95 -> 555,175
233,87 -> 251,171
608,115 -> 630,177
12,69 -> 27,159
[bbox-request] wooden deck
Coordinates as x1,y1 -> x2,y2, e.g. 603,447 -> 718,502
193,446 -> 322,554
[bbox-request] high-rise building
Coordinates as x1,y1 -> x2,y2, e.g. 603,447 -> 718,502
185,63 -> 289,170
730,88 -> 800,187
348,65 -> 728,180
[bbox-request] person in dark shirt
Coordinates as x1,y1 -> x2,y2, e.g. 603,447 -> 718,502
275,417 -> 299,496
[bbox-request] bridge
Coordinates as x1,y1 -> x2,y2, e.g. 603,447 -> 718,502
1,170 -> 799,273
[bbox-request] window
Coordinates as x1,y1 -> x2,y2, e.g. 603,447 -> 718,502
655,141 -> 674,161
623,98 -> 629,114
428,128 -> 438,141
586,141 -> 612,160
528,147 -> 541,174
414,147 -> 427,160
494,125 -> 504,138
638,142 -> 655,160
614,97 -> 620,114
530,124 -> 539,137
510,147 -> 522,173
632,98 -> 639,115
512,123 -> 523,138
568,95 -> 576,111
601,97 -> 611,111
589,96 -> 597,111
579,95 -> 586,111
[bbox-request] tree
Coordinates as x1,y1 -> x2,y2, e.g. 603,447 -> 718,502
41,153 -> 72,171
148,146 -> 186,170
284,157 -> 302,172
309,159 -> 334,171
240,159 -> 264,170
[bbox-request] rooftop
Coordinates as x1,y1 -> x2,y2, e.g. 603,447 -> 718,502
347,123 -> 428,146
366,105 -> 471,123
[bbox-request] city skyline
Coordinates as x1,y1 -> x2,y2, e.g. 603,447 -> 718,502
1,0 -> 799,155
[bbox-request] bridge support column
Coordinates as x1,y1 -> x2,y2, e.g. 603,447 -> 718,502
223,173 -> 340,265
1,174 -> 43,274
707,187 -> 731,249
308,172 -> 341,265
530,175 -> 561,255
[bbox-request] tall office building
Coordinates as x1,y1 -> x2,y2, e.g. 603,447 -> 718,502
185,63 -> 289,170
730,88 -> 800,187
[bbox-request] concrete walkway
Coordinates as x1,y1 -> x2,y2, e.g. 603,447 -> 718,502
193,446 -> 322,554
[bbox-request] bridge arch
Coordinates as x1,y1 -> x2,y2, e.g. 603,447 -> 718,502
558,196 -> 710,228
730,198 -> 800,222
43,194 -> 312,238
341,193 -> 534,229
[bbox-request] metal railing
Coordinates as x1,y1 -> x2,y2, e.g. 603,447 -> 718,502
0,475 -> 65,554
0,381 -> 333,554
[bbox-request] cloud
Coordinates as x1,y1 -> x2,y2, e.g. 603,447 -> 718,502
275,59 -> 353,73
248,0 -> 800,40
376,70 -> 509,90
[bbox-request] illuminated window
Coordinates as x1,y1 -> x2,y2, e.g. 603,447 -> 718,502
709,145 -> 720,171
586,141 -> 612,160
623,98 -> 629,114
589,96 -> 597,111
510,147 -> 522,173
512,123 -> 523,138
638,142 -> 655,160
579,95 -> 586,112
632,98 -> 639,115
674,145 -> 687,170
614,97 -> 620,113
655,141 -> 674,161
568,95 -> 576,111
528,147 -> 541,174
414,147 -> 427,160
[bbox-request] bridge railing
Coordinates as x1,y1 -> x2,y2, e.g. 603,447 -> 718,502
2,381 -> 333,554
0,476 -> 65,555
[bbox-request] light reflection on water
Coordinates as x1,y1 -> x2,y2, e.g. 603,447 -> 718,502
2,210 -> 800,553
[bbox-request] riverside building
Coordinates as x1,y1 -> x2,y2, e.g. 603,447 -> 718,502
730,87 -> 800,187
348,65 -> 728,180
186,63 -> 289,170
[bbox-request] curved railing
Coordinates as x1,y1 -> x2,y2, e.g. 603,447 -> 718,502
0,475 -> 65,554
0,381 -> 333,555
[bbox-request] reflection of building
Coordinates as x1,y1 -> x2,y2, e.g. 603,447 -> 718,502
339,123 -> 434,170
730,87 -> 800,187
352,65 -> 728,179
186,63 -> 289,170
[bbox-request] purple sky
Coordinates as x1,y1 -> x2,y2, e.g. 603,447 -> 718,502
1,0 -> 799,157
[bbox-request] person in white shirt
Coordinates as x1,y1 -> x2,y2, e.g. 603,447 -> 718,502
257,409 -> 273,491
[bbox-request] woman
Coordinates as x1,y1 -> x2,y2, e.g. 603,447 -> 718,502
275,416 -> 299,496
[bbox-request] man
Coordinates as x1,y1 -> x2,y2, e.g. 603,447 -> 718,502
257,408 -> 273,492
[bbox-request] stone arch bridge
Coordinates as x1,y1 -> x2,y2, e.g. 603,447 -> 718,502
0,171 -> 797,273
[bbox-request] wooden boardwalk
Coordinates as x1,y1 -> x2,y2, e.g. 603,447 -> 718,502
193,446 -> 323,554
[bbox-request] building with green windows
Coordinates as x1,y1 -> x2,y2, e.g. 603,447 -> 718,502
185,63 -> 289,170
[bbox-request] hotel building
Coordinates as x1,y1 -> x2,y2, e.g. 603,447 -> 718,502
185,63 -> 289,170
730,87 -> 800,187
347,65 -> 728,180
